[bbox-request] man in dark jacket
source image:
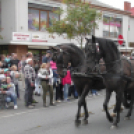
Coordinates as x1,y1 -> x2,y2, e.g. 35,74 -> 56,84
10,53 -> 20,70
42,50 -> 51,63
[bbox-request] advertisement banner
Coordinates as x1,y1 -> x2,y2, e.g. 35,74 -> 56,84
32,34 -> 47,42
12,32 -> 31,42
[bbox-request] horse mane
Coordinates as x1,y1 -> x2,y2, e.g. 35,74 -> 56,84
69,44 -> 85,57
57,43 -> 85,58
96,38 -> 120,58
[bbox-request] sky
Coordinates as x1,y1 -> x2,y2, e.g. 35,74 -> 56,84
98,0 -> 134,10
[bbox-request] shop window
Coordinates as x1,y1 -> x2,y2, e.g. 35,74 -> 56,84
103,15 -> 122,38
28,9 -> 39,31
40,11 -> 47,31
49,12 -> 59,27
28,8 -> 60,31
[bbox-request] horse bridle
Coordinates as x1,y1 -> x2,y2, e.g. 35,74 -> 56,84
86,42 -> 122,74
53,47 -> 85,73
53,48 -> 71,71
86,42 -> 100,72
53,43 -> 99,73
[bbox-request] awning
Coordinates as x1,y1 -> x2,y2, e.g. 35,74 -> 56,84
9,41 -> 82,48
28,0 -> 61,7
119,47 -> 134,52
28,45 -> 49,49
9,41 -> 58,46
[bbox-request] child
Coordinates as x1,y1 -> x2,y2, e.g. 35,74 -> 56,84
62,70 -> 71,102
10,65 -> 21,99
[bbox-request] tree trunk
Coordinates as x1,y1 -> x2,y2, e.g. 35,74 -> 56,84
80,37 -> 83,49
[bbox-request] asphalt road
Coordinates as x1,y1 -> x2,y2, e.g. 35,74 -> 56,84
0,91 -> 134,134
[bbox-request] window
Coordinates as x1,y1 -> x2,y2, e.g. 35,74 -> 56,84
40,11 -> 47,31
28,8 -> 60,31
49,12 -> 59,27
103,15 -> 122,38
28,9 -> 39,31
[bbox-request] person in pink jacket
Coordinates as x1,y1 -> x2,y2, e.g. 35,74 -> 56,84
50,60 -> 62,102
50,61 -> 57,70
62,70 -> 71,101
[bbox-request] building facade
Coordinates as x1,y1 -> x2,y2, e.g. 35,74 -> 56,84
0,0 -> 134,59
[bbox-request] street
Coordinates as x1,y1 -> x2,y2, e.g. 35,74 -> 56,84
0,90 -> 134,134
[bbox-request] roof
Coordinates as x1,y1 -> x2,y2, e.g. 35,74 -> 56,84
130,7 -> 134,16
52,0 -> 131,15
85,0 -> 124,11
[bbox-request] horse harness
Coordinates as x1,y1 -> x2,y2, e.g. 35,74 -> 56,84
85,42 -> 134,82
53,44 -> 134,81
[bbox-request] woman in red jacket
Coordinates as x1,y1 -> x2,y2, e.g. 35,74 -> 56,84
62,70 -> 71,102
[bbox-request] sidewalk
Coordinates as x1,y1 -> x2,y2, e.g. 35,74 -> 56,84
0,81 -> 105,113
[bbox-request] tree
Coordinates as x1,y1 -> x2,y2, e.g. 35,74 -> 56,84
46,0 -> 102,48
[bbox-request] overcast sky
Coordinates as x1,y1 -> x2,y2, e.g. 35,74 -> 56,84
98,0 -> 134,10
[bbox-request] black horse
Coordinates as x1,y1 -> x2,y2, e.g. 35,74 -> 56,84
86,35 -> 134,128
50,44 -> 105,125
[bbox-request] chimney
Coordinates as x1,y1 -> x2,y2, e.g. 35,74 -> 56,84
124,1 -> 131,11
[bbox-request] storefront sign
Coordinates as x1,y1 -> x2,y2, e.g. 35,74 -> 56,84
49,35 -> 56,39
12,32 -> 31,41
12,32 -> 77,45
32,34 -> 47,42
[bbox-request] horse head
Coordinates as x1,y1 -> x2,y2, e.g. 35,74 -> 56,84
85,36 -> 101,72
50,44 -> 86,77
91,35 -> 120,63
50,45 -> 71,78
86,35 -> 121,74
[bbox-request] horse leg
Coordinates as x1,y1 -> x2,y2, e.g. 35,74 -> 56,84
111,105 -> 117,117
111,98 -> 124,117
82,99 -> 89,124
111,91 -> 123,129
123,90 -> 130,109
125,94 -> 134,120
75,101 -> 81,126
103,90 -> 113,123
77,85 -> 90,124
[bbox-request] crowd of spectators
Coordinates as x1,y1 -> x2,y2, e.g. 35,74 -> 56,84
0,51 -> 79,110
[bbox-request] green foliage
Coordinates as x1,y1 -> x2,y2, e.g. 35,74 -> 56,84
46,0 -> 102,48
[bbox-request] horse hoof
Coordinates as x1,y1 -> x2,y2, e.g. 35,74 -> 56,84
111,113 -> 117,117
124,117 -> 130,120
82,119 -> 88,125
75,120 -> 81,126
110,125 -> 117,130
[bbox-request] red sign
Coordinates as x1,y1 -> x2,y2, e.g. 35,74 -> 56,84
13,32 -> 31,42
118,35 -> 124,45
32,39 -> 48,42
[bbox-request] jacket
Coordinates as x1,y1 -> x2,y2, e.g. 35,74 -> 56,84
62,70 -> 71,86
50,61 -> 57,70
38,68 -> 53,85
